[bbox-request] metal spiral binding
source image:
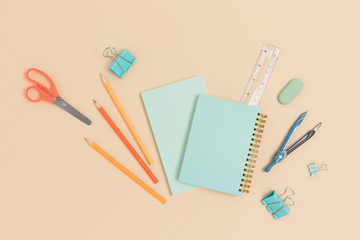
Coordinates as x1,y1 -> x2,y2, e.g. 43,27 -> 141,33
239,112 -> 267,193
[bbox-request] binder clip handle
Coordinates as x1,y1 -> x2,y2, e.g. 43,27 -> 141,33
103,47 -> 136,78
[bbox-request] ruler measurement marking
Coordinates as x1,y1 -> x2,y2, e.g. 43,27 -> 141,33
241,44 -> 280,107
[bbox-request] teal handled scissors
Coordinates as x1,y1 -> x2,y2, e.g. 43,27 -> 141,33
265,112 -> 322,172
25,68 -> 91,125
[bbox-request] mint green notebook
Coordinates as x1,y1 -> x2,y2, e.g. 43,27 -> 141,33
141,76 -> 208,195
179,95 -> 266,196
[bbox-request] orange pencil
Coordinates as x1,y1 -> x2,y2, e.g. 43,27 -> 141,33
100,73 -> 154,165
93,100 -> 158,184
84,138 -> 166,204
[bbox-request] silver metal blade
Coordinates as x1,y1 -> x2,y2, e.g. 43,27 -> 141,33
54,97 -> 91,125
313,122 -> 322,131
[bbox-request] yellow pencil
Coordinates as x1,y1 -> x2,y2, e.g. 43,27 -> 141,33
100,73 -> 154,165
84,138 -> 167,204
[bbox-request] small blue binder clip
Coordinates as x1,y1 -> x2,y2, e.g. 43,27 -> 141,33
308,162 -> 327,176
103,47 -> 137,78
262,187 -> 295,220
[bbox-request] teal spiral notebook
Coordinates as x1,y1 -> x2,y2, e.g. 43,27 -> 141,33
179,95 -> 267,196
142,76 -> 208,195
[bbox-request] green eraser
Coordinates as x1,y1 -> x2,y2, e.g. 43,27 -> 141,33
278,78 -> 304,104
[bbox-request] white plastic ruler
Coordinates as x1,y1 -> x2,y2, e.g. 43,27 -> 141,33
240,44 -> 280,107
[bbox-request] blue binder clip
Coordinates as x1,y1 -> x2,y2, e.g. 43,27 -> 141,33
103,47 -> 137,78
308,162 -> 327,176
262,187 -> 295,220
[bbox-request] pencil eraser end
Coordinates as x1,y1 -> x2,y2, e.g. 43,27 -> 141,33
278,78 -> 304,104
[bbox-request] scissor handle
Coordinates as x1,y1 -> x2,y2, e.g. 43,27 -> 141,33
25,85 -> 55,103
26,68 -> 60,98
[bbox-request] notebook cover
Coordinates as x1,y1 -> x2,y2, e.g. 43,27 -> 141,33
179,95 -> 263,196
141,76 -> 208,195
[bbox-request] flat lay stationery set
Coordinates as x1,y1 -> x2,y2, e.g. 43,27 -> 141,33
25,44 -> 326,219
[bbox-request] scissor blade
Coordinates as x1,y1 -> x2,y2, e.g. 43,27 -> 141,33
54,98 -> 91,125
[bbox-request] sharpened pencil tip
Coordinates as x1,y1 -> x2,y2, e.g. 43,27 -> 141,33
83,138 -> 94,146
99,73 -> 106,82
93,100 -> 101,109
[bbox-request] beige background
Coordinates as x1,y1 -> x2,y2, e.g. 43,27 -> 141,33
1,0 -> 359,239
